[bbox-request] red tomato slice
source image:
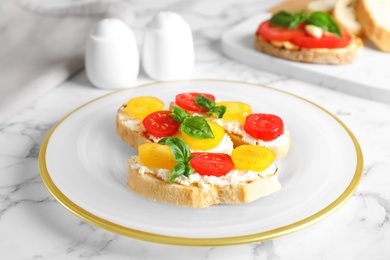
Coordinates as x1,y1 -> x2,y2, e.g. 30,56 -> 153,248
244,113 -> 284,141
175,92 -> 215,112
142,110 -> 180,137
190,152 -> 234,177
257,21 -> 305,41
291,30 -> 351,49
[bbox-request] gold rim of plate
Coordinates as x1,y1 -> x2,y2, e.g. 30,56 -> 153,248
38,79 -> 364,247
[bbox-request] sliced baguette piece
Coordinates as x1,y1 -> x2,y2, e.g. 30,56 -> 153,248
306,0 -> 338,13
268,0 -> 311,14
127,156 -> 281,208
355,0 -> 390,52
254,34 -> 363,64
116,105 -> 152,149
116,116 -> 151,148
333,0 -> 364,37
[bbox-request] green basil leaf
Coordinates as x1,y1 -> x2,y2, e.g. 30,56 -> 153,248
269,11 -> 295,28
183,164 -> 194,177
169,163 -> 185,183
158,137 -> 195,184
181,116 -> 214,139
169,163 -> 195,183
195,95 -> 215,110
269,11 -> 306,29
158,137 -> 190,163
171,106 -> 215,138
194,94 -> 226,118
186,155 -> 196,165
210,106 -> 226,118
170,106 -> 190,123
306,11 -> 341,37
157,137 -> 171,147
289,11 -> 306,29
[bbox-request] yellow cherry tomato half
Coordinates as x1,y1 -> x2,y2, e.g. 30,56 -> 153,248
125,96 -> 164,119
138,143 -> 178,169
214,101 -> 252,124
181,121 -> 225,150
231,145 -> 275,172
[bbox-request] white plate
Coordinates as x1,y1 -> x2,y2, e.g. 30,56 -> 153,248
221,12 -> 390,104
39,79 -> 363,246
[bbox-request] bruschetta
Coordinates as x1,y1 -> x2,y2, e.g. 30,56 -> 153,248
127,138 -> 281,208
116,95 -> 234,155
255,10 -> 363,64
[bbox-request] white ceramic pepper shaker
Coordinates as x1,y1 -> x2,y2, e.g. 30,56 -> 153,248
142,11 -> 194,81
85,18 -> 139,89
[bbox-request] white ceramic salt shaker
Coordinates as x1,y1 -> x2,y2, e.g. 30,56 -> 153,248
85,18 -> 139,89
142,12 -> 194,80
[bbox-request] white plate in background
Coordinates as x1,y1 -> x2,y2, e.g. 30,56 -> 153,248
221,13 -> 390,104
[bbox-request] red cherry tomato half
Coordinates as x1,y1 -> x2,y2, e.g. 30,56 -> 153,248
190,152 -> 234,177
257,21 -> 305,41
175,92 -> 215,112
291,30 -> 351,49
142,110 -> 180,137
244,113 -> 284,141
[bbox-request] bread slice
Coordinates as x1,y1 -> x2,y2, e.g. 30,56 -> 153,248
127,156 -> 281,208
268,0 -> 311,14
356,0 -> 390,52
116,106 -> 152,149
254,34 -> 363,64
333,0 -> 364,37
305,0 -> 338,13
255,35 -> 363,65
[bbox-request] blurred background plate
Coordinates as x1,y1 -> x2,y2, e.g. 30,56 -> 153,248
221,12 -> 390,104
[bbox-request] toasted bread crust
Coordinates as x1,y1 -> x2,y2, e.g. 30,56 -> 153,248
333,0 -> 364,37
254,34 -> 363,64
116,113 -> 151,149
127,156 -> 281,208
356,0 -> 390,52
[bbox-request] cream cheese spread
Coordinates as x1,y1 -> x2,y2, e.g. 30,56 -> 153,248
242,128 -> 289,148
213,118 -> 289,149
189,133 -> 234,154
269,37 -> 362,54
213,118 -> 242,135
118,109 -> 142,131
130,156 -> 277,189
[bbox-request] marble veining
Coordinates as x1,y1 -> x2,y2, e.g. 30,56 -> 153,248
1,0 -> 390,259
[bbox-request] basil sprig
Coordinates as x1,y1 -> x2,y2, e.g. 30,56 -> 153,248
306,11 -> 341,38
158,137 -> 195,183
269,10 -> 306,29
269,10 -> 341,37
195,95 -> 226,118
170,106 -> 214,139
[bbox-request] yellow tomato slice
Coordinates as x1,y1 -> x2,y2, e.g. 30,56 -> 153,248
181,121 -> 225,150
215,101 -> 252,124
125,96 -> 164,119
138,143 -> 177,169
231,145 -> 275,172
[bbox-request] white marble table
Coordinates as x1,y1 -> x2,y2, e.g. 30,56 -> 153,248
1,0 -> 389,259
